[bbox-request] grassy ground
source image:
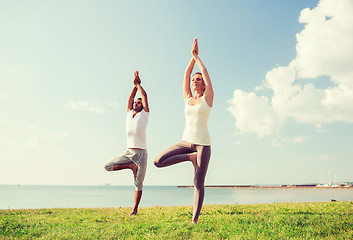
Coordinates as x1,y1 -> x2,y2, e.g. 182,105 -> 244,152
1,201 -> 353,239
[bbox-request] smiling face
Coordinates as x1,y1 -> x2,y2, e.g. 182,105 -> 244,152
191,73 -> 205,92
133,98 -> 143,112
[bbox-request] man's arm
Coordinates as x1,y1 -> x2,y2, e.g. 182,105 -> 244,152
135,83 -> 149,112
127,86 -> 138,112
132,70 -> 149,112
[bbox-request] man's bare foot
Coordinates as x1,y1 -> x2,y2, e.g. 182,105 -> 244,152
129,210 -> 137,216
189,153 -> 197,173
192,218 -> 198,224
131,163 -> 138,179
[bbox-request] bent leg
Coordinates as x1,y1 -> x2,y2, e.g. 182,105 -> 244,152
192,145 -> 211,223
104,151 -> 133,171
104,150 -> 138,178
153,141 -> 195,167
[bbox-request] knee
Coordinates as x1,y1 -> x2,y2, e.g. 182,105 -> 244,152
104,164 -> 113,171
194,180 -> 204,190
153,157 -> 162,168
194,174 -> 205,190
154,152 -> 168,167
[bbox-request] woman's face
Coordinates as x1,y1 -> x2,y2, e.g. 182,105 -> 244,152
191,74 -> 205,91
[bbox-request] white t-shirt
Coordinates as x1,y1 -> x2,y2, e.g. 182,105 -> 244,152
182,96 -> 211,146
126,110 -> 149,149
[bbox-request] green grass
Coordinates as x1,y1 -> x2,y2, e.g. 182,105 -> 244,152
1,201 -> 353,239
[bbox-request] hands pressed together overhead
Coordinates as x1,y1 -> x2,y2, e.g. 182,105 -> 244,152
134,70 -> 141,85
192,38 -> 199,58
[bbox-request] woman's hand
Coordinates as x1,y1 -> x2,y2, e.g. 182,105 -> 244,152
191,38 -> 198,57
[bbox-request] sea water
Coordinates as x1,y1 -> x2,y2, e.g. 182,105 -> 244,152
1,185 -> 353,210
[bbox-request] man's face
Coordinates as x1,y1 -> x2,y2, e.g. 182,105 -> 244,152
133,99 -> 143,112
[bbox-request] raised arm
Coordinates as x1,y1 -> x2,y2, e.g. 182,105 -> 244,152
183,57 -> 195,101
135,83 -> 149,112
192,39 -> 214,107
183,39 -> 199,101
127,86 -> 138,112
134,71 -> 149,112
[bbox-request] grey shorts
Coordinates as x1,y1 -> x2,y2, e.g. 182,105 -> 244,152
104,148 -> 147,191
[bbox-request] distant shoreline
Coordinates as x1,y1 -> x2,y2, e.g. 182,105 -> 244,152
177,185 -> 353,189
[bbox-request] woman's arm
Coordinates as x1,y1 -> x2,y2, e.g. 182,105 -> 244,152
183,57 -> 195,101
192,40 -> 214,107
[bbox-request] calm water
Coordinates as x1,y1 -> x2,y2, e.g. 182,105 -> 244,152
1,185 -> 353,210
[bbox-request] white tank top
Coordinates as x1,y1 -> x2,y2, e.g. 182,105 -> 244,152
182,96 -> 212,145
126,110 -> 149,149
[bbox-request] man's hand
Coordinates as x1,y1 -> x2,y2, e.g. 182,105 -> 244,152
134,70 -> 141,85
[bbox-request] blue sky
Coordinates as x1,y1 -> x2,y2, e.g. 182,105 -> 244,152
1,0 -> 353,186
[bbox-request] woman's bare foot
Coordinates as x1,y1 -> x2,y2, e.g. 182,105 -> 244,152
189,153 -> 197,173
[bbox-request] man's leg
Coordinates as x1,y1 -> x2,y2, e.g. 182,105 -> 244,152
129,149 -> 147,215
129,190 -> 142,216
104,151 -> 137,177
112,163 -> 138,179
105,151 -> 140,215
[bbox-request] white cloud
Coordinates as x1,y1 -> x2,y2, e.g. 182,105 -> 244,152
64,101 -> 104,113
296,0 -> 353,81
228,0 -> 353,137
228,90 -> 280,137
106,102 -> 119,108
25,125 -> 70,149
26,135 -> 39,148
271,136 -> 310,147
292,136 -> 310,143
306,154 -> 333,163
56,132 -> 70,139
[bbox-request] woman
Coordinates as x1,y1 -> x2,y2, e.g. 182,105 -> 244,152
154,39 -> 214,223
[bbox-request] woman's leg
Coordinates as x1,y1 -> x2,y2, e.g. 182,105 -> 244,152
153,141 -> 195,167
192,145 -> 211,223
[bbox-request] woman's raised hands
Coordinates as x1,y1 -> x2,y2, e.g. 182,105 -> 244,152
191,38 -> 199,57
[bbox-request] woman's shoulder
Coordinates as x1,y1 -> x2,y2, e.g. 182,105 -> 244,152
202,95 -> 213,108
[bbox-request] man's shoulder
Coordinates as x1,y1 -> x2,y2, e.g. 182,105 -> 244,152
142,110 -> 150,117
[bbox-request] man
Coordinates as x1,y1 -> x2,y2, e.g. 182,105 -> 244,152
104,70 -> 149,215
